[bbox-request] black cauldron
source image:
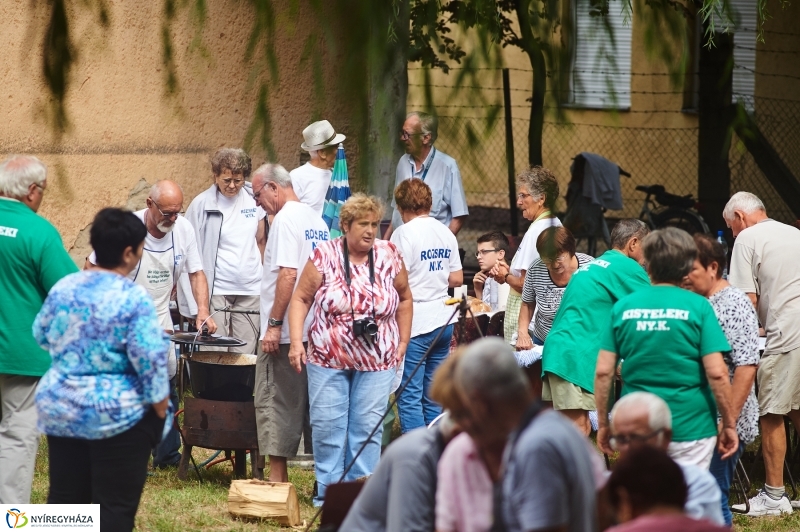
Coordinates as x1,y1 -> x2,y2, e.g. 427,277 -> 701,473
183,352 -> 256,402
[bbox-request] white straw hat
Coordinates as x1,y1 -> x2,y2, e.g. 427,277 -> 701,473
300,120 -> 346,151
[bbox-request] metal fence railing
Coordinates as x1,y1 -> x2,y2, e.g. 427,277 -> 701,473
412,70 -> 800,268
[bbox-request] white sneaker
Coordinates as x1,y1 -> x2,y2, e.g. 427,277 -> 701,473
731,490 -> 793,516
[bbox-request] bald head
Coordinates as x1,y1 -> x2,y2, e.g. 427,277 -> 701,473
145,180 -> 184,235
149,180 -> 184,205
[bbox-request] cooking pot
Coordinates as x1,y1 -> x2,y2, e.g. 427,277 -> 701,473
183,352 -> 257,402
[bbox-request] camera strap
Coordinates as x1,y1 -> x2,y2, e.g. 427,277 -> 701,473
342,239 -> 376,323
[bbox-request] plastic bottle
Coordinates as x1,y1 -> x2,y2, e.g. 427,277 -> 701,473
717,230 -> 729,279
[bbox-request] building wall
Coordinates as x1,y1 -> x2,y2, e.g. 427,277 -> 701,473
0,0 -> 353,263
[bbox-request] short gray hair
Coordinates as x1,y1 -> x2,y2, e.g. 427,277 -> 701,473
610,219 -> 650,250
211,148 -> 252,178
611,392 -> 672,432
456,338 -> 529,402
252,163 -> 291,188
723,191 -> 766,221
0,155 -> 47,198
642,227 -> 696,284
407,111 -> 438,143
516,166 -> 560,211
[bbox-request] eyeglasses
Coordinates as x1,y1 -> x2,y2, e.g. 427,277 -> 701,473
400,130 -> 424,140
219,177 -> 245,187
475,249 -> 499,258
150,199 -> 183,219
517,192 -> 532,200
542,254 -> 569,265
609,429 -> 664,451
252,184 -> 267,199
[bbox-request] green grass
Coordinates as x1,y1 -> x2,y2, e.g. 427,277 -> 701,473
32,438 -> 319,531
30,429 -> 800,530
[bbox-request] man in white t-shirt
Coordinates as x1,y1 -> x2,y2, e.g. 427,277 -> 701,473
473,231 -> 510,312
182,148 -> 267,354
252,163 -> 330,483
88,180 -> 216,468
725,192 -> 800,517
289,120 -> 346,217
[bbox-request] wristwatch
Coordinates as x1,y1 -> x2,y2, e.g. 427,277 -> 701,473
504,273 -> 511,284
268,317 -> 283,327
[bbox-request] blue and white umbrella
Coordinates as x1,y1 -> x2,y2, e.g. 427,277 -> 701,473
322,143 -> 351,238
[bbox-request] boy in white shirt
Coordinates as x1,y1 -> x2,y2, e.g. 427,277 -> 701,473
473,231 -> 509,312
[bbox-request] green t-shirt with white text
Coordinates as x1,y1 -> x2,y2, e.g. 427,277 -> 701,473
542,249 -> 651,393
600,285 -> 731,442
0,198 -> 78,376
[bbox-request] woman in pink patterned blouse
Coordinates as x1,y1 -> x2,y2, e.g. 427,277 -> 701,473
289,193 -> 412,506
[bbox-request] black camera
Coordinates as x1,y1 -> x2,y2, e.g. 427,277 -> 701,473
353,318 -> 379,341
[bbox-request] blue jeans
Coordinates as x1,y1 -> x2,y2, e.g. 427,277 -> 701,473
306,363 -> 393,506
709,440 -> 746,526
396,324 -> 454,433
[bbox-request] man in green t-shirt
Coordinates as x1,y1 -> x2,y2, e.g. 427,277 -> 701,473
541,219 -> 650,435
595,228 -> 738,469
0,156 -> 78,504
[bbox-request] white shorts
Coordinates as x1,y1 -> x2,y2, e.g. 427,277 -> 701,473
667,436 -> 716,470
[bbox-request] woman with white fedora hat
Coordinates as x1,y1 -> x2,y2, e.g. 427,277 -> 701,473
290,120 -> 346,217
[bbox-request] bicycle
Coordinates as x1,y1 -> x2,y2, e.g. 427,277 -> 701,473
635,184 -> 709,235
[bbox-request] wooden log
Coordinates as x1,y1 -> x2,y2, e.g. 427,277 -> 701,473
228,480 -> 301,526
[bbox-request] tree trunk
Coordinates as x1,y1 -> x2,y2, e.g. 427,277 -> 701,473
515,0 -> 546,168
697,29 -> 734,233
366,0 -> 409,203
527,47 -> 546,167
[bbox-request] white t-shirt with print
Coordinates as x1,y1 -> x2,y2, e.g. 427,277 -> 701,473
391,216 -> 462,337
213,190 -> 265,295
260,201 -> 330,344
290,162 -> 332,218
89,210 -> 203,282
509,217 -> 562,278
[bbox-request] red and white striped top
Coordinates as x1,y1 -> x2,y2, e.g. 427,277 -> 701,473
307,237 -> 403,371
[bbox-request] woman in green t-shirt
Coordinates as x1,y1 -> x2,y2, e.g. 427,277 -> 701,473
595,228 -> 739,469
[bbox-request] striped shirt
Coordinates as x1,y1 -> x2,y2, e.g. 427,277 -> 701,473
521,253 -> 593,341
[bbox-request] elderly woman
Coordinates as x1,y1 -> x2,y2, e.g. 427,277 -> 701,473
289,193 -> 412,506
181,148 -> 267,354
489,166 -> 561,343
517,226 -> 593,350
34,208 -> 170,532
390,178 -> 463,433
595,228 -> 738,470
685,233 -> 759,525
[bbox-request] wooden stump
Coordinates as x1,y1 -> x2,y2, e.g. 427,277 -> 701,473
228,480 -> 301,526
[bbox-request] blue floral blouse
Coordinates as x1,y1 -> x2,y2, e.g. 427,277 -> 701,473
33,270 -> 170,440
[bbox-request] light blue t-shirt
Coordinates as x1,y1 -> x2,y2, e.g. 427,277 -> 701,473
391,147 -> 469,229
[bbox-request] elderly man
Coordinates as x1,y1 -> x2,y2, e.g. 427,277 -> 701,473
608,392 -> 724,525
541,219 -> 650,434
89,180 -> 216,468
252,163 -> 330,483
456,337 -> 597,532
290,120 -> 346,217
724,192 -> 800,516
0,155 -> 78,504
182,148 -> 267,354
383,112 -> 468,239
